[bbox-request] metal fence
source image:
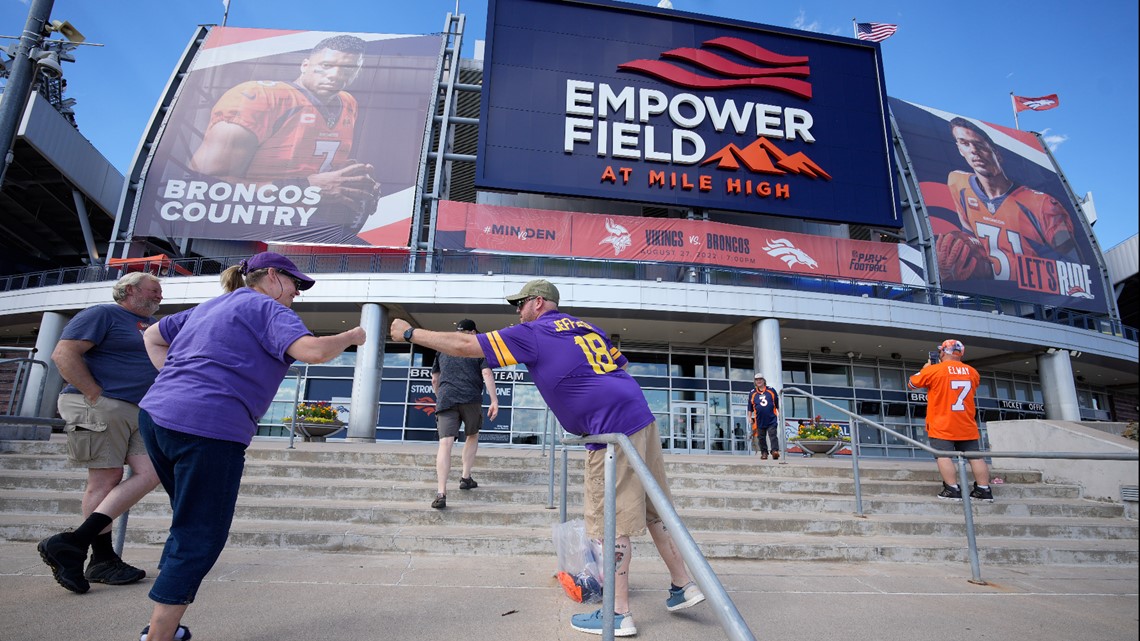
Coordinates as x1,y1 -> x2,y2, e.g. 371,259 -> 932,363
1,251 -> 1135,342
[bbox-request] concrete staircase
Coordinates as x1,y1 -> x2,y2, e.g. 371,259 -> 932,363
1,436 -> 1136,567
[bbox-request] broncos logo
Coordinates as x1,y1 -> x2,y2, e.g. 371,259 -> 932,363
413,396 -> 437,416
763,238 -> 819,270
599,218 -> 632,256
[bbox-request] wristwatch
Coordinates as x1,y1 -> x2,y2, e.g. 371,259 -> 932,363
403,327 -> 415,343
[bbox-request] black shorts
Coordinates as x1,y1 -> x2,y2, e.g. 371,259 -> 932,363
928,437 -> 981,458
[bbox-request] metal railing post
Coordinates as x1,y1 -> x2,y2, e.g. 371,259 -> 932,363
559,444 -> 569,523
602,443 -> 617,641
957,456 -> 985,584
547,416 -> 557,509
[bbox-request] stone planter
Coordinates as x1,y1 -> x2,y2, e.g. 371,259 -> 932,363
794,440 -> 846,456
289,421 -> 346,442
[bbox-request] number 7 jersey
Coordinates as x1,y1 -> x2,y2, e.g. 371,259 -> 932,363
478,312 -> 655,447
908,360 -> 981,440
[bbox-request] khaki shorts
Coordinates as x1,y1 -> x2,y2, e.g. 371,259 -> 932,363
436,402 -> 483,439
58,394 -> 146,468
584,422 -> 672,539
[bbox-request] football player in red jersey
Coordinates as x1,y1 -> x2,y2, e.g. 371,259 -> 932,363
937,117 -> 1077,282
190,35 -> 380,243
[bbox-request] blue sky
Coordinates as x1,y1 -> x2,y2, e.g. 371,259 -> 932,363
4,0 -> 1137,249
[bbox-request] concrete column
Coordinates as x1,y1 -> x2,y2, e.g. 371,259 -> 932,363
1037,350 -> 1081,421
20,311 -> 68,417
346,303 -> 384,442
752,318 -> 783,392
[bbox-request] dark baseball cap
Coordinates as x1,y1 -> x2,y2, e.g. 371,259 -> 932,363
506,279 -> 560,305
457,319 -> 478,332
241,252 -> 315,290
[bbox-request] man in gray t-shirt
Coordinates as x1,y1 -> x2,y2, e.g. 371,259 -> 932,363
429,319 -> 498,509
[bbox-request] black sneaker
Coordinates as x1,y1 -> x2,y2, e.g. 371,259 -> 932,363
86,556 -> 146,585
970,483 -> 995,502
140,624 -> 192,640
431,493 -> 446,509
459,476 -> 478,490
37,533 -> 89,594
937,483 -> 963,501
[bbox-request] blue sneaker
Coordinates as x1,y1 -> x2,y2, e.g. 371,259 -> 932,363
665,581 -> 706,611
570,608 -> 637,636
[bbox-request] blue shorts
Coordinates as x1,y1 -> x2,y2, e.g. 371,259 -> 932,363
139,409 -> 247,605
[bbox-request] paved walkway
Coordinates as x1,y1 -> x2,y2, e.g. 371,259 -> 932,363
1,539 -> 1135,640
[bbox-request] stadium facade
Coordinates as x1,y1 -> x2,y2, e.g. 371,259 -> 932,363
1,0 -> 1136,456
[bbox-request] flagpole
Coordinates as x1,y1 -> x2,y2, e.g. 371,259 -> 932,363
852,18 -> 858,38
222,0 -> 231,27
1010,92 -> 1019,130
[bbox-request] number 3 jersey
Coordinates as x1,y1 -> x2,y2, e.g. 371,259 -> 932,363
477,312 -> 655,449
947,170 -> 1075,280
908,360 -> 981,441
207,80 -> 358,181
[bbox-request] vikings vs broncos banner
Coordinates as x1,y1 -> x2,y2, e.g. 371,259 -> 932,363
476,0 -> 898,227
437,201 -> 922,285
890,98 -> 1109,313
135,27 -> 442,247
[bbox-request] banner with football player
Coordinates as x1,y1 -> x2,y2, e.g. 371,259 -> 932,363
889,98 -> 1108,314
436,200 -> 924,285
135,27 -> 442,247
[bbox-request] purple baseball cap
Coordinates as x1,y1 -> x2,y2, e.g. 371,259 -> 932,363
240,252 -> 315,290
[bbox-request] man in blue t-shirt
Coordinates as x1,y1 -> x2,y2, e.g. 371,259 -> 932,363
391,280 -> 706,637
37,272 -> 164,594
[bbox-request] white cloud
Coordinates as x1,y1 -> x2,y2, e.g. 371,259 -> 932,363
1039,128 -> 1068,152
792,9 -> 821,32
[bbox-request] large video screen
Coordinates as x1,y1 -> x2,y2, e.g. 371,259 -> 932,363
891,98 -> 1108,313
135,27 -> 442,247
477,0 -> 898,227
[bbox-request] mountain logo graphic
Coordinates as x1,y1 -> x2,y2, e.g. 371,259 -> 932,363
617,36 -> 811,99
701,137 -> 831,180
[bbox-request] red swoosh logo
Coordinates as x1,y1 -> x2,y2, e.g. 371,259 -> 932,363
617,37 -> 812,99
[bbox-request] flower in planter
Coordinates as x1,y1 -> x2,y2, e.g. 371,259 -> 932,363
284,401 -> 341,424
789,415 -> 851,442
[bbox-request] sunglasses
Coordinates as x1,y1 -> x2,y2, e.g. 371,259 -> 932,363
277,269 -> 304,290
514,296 -> 537,311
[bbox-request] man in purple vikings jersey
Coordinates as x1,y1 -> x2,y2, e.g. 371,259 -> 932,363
391,279 -> 705,637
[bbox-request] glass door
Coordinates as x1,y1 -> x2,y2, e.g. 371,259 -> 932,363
670,403 -> 708,454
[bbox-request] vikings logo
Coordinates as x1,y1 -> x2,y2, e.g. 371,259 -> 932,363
599,218 -> 632,256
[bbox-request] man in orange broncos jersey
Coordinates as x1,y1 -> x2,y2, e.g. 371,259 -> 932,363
937,117 -> 1077,282
908,339 -> 993,502
190,34 -> 380,243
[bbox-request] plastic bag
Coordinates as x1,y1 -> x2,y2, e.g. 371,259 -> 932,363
552,518 -> 604,603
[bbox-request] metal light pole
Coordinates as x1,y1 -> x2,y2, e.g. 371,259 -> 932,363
0,0 -> 55,187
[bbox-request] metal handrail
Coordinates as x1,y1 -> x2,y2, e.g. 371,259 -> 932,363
779,385 -> 1138,583
0,357 -> 52,419
561,433 -> 756,641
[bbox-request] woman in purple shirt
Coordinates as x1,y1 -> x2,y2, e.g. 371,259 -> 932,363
136,252 -> 365,641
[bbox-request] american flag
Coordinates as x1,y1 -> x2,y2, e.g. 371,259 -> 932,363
856,22 -> 898,43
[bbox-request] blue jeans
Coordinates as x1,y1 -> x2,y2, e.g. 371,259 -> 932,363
139,409 -> 247,605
